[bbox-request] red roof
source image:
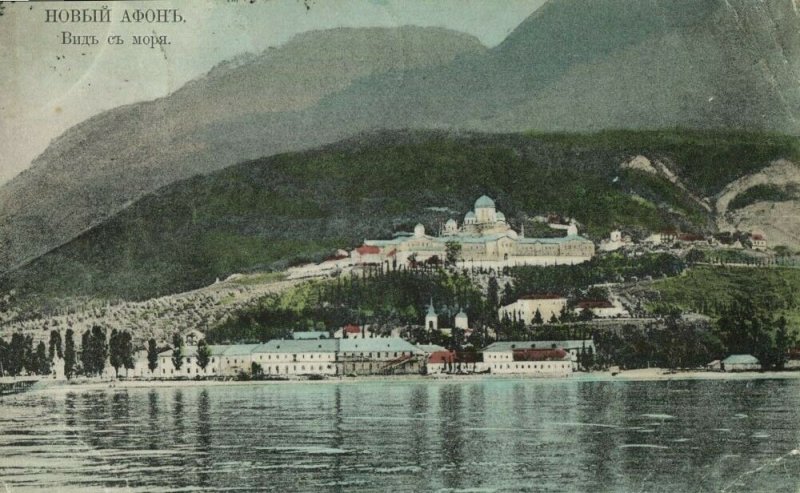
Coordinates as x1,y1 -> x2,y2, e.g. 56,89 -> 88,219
512,348 -> 568,362
752,234 -> 765,241
678,233 -> 705,242
356,245 -> 380,255
428,351 -> 455,364
343,324 -> 361,334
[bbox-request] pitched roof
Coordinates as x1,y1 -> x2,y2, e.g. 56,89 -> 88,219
254,339 -> 339,353
293,331 -> 329,340
356,245 -> 381,255
161,344 -> 228,358
416,343 -> 447,354
428,350 -> 455,364
343,324 -> 361,334
722,354 -> 759,365
339,337 -> 423,354
221,344 -> 262,356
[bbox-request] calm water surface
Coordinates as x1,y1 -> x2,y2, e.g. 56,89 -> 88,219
1,378 -> 799,492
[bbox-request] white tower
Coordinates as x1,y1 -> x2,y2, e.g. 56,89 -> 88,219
425,299 -> 438,331
455,308 -> 469,330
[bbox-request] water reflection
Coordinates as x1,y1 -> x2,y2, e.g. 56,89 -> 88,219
438,384 -> 466,489
196,389 -> 212,488
0,379 -> 799,492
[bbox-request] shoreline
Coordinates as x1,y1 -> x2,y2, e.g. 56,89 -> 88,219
20,368 -> 800,396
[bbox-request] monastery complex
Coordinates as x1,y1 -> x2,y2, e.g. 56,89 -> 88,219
354,196 -> 595,268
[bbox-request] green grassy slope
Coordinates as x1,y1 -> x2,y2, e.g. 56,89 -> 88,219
3,129 -> 797,301
647,266 -> 800,327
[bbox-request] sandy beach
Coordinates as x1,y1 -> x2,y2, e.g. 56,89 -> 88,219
17,368 -> 800,398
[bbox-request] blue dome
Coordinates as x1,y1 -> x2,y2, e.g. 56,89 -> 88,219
465,211 -> 476,219
475,195 -> 495,209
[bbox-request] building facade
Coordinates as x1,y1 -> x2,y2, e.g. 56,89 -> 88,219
499,295 -> 568,324
355,196 -> 595,268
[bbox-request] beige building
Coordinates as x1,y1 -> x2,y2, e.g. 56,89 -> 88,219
499,295 -> 568,324
482,342 -> 572,377
355,196 -> 595,268
251,339 -> 339,376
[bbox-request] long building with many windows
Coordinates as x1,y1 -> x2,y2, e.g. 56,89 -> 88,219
353,195 -> 595,268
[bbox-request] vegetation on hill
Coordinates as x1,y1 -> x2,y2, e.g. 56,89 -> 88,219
207,267 -> 486,344
646,266 -> 800,327
3,129 -> 796,301
728,183 -> 799,211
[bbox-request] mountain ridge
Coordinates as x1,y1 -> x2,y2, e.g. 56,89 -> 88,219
2,0 -> 799,275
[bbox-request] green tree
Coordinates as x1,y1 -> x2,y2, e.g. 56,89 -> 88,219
92,325 -> 109,376
532,308 -> 544,325
109,329 -> 122,378
64,329 -> 76,379
8,332 -> 25,376
487,277 -> 499,313
147,338 -> 159,373
774,316 -> 790,371
445,241 -> 462,266
22,335 -> 34,375
251,362 -> 264,379
172,333 -> 184,371
81,326 -> 108,376
120,331 -> 134,374
35,341 -> 50,375
48,330 -> 63,361
197,339 -> 211,372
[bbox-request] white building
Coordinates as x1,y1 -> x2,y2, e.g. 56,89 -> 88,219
721,354 -> 760,372
219,344 -> 261,377
155,345 -> 227,378
455,309 -> 469,330
482,341 -> 572,377
251,339 -> 339,376
338,337 -> 424,375
355,196 -> 595,269
499,295 -> 568,324
574,300 -> 629,318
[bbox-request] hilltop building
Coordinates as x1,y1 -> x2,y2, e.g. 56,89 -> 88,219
498,294 -> 568,324
355,196 -> 594,268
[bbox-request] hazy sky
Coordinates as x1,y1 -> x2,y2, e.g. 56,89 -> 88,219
0,0 -> 546,185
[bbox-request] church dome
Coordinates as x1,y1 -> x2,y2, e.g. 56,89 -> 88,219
456,310 -> 468,319
496,212 -> 506,222
475,195 -> 495,209
445,218 -> 457,228
414,223 -> 426,237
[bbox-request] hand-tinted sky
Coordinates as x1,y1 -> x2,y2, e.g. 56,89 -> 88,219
0,0 -> 545,185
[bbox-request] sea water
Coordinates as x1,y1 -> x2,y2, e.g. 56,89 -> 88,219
1,378 -> 799,492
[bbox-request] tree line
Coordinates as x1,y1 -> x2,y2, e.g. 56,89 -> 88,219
0,326 -> 138,379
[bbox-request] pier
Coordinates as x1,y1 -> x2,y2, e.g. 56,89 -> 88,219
0,378 -> 39,397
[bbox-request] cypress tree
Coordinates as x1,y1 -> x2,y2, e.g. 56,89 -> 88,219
64,329 -> 76,379
147,338 -> 159,373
